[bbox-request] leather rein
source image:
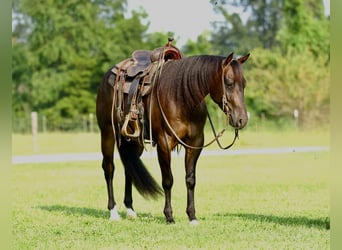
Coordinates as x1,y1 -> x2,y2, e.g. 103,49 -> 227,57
155,58 -> 239,150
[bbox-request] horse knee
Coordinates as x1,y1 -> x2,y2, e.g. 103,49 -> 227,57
186,172 -> 196,189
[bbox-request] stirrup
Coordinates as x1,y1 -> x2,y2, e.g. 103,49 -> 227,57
121,113 -> 141,138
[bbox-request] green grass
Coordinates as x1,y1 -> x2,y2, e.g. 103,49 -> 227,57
12,151 -> 329,249
12,129 -> 329,155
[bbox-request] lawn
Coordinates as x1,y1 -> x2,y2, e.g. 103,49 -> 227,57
12,142 -> 329,249
12,129 -> 329,155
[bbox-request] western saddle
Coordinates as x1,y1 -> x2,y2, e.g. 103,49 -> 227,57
107,38 -> 183,143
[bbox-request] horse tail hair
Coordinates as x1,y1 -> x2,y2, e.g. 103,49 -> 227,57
118,140 -> 163,199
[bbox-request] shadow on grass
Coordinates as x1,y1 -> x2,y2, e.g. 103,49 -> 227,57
133,212 -> 166,224
216,212 -> 330,230
37,205 -> 166,223
37,205 -> 107,219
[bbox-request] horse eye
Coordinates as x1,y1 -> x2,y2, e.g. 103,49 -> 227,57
226,80 -> 234,88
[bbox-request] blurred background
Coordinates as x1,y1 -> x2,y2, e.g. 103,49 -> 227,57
12,0 -> 330,133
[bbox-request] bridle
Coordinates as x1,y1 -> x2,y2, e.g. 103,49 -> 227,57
155,59 -> 239,150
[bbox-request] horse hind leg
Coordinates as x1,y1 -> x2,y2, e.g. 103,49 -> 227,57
118,139 -> 162,218
100,128 -> 121,220
123,168 -> 137,219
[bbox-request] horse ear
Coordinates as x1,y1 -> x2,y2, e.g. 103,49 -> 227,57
237,53 -> 250,64
224,52 -> 234,66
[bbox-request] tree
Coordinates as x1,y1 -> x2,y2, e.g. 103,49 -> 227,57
12,0 -> 152,131
182,31 -> 214,56
277,0 -> 329,59
209,0 -> 330,128
210,0 -> 282,55
245,48 -> 329,128
12,39 -> 32,132
144,31 -> 177,50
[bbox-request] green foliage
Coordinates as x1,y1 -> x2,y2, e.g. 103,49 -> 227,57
144,31 -> 175,50
12,0 -> 151,131
12,0 -> 330,132
200,0 -> 330,129
182,31 -> 214,56
278,0 -> 330,59
246,48 -> 329,128
12,40 -> 32,116
210,0 -> 282,54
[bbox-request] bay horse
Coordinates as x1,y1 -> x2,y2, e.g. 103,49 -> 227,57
96,51 -> 250,224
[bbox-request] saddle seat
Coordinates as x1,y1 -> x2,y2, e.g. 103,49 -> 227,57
112,42 -> 183,78
127,50 -> 152,77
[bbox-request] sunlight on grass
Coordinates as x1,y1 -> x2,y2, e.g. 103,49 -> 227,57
12,152 -> 329,249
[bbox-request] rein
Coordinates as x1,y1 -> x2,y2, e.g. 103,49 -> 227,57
207,109 -> 239,150
155,74 -> 239,150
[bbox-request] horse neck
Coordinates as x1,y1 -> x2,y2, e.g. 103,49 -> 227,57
156,56 -> 224,113
181,56 -> 223,107
197,56 -> 224,105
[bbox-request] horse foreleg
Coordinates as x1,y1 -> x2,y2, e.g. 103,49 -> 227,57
185,143 -> 203,225
101,130 -> 121,220
157,143 -> 174,223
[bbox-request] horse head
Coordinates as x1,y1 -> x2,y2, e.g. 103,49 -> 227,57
220,52 -> 250,129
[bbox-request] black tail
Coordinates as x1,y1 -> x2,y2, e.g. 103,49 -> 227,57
118,140 -> 162,199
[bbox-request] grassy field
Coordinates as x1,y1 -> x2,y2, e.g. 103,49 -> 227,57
12,129 -> 329,155
12,130 -> 330,249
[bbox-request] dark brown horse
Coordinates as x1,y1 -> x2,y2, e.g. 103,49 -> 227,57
96,52 -> 250,224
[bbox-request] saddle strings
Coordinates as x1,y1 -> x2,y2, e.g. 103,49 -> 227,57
111,60 -> 131,148
148,47 -> 167,150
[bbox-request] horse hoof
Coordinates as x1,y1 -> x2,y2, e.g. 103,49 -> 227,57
126,208 -> 137,219
189,219 -> 199,226
109,206 -> 121,221
166,219 -> 175,224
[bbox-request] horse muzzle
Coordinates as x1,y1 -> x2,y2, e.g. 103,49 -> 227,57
222,96 -> 248,129
228,113 -> 248,129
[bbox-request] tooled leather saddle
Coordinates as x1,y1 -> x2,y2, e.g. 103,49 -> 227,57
107,38 -> 183,143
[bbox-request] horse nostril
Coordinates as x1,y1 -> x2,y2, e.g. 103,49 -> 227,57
236,118 -> 246,128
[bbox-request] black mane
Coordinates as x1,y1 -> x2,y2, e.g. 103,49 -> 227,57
158,55 -> 225,111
